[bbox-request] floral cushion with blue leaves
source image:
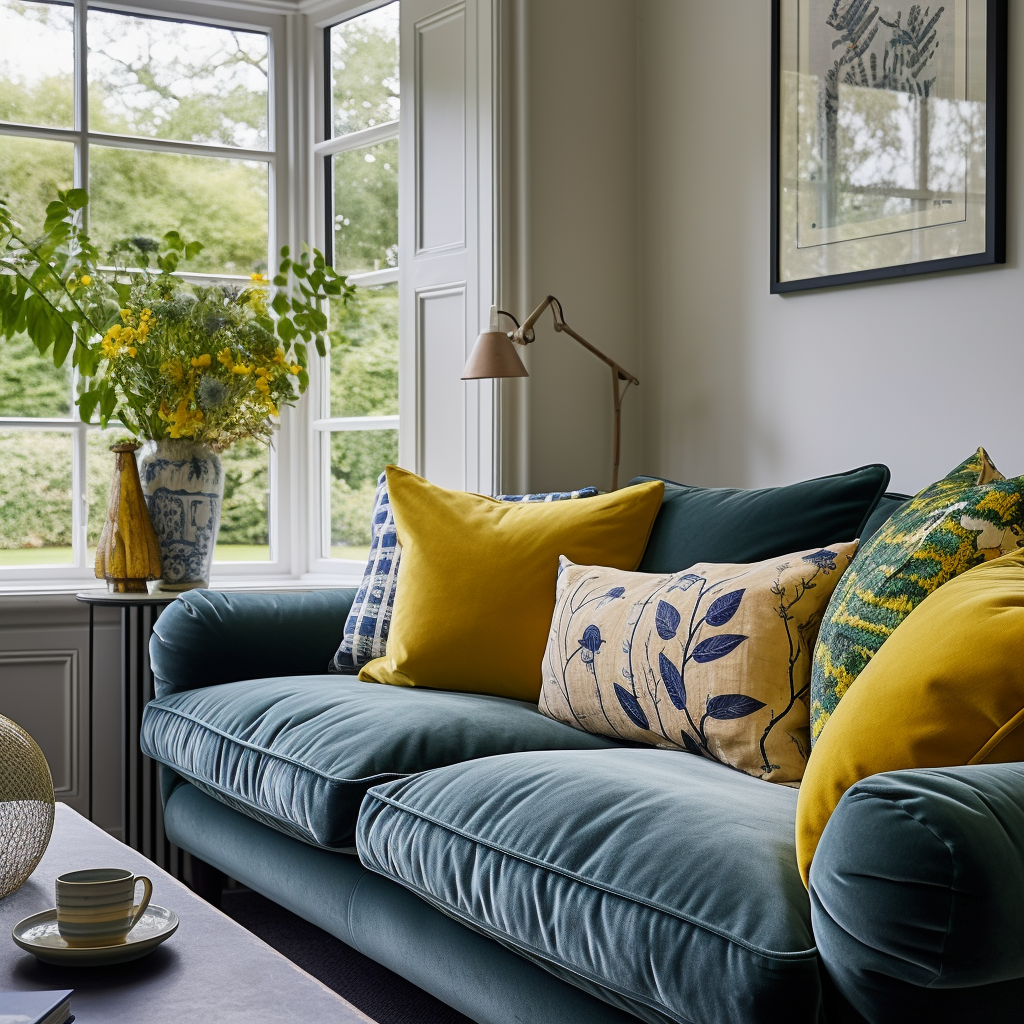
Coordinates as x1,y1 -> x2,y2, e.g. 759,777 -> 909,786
330,472 -> 598,673
539,543 -> 858,784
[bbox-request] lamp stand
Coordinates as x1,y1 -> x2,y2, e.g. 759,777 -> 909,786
509,296 -> 639,491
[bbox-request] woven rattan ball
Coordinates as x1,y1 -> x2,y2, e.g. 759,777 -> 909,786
0,715 -> 54,900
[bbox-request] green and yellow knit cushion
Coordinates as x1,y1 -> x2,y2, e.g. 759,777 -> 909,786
810,448 -> 1024,744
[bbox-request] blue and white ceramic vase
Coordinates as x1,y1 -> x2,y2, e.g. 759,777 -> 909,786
137,440 -> 224,592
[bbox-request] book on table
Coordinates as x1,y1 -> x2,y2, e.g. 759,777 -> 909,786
0,989 -> 74,1024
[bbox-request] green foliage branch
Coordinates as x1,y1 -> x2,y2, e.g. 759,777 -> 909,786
0,188 -> 354,447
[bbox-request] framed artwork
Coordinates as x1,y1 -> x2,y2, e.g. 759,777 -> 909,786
771,0 -> 1007,293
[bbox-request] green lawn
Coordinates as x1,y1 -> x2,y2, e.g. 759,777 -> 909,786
212,545 -> 270,562
0,547 -> 74,565
330,546 -> 371,562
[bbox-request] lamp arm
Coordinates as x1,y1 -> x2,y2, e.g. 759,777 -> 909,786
512,295 -> 639,386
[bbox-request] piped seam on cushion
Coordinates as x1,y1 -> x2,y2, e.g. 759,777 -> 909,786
969,706 -> 1024,764
362,854 -> 700,1024
147,753 -> 396,851
361,791 -> 818,963
143,702 -> 420,785
852,467 -> 894,540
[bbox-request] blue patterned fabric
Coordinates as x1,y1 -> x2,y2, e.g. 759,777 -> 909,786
330,473 -> 598,673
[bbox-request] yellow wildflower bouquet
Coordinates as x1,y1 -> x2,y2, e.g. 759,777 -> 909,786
0,188 -> 353,450
94,274 -> 306,448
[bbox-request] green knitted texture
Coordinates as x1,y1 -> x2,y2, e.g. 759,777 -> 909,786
810,449 -> 1024,744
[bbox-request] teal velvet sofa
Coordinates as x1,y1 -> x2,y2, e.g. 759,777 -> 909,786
141,473 -> 1024,1024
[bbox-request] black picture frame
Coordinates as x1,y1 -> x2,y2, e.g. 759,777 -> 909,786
770,0 -> 1007,294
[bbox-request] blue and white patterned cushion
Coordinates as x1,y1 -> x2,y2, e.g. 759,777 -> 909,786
330,473 -> 598,673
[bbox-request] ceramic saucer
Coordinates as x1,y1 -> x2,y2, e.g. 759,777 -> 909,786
12,905 -> 179,966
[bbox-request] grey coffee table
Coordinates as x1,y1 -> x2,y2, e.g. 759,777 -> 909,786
0,804 -> 375,1023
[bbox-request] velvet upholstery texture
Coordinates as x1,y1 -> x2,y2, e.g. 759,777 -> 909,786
162,781 -> 648,1024
141,678 -> 619,849
358,749 -> 822,1024
811,765 -> 1024,1024
631,465 -> 889,574
359,468 -> 664,701
797,549 -> 1024,884
859,492 -> 910,542
150,589 -> 356,698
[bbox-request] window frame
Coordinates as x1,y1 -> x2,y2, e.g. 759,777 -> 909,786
304,0 -> 401,578
0,0 -> 296,585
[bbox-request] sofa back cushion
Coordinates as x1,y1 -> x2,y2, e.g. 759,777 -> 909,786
860,491 -> 911,541
631,464 -> 889,574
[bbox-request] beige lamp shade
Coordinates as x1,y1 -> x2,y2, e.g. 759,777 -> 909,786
461,331 -> 529,380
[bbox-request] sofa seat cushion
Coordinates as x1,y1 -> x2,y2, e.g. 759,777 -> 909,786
357,749 -> 822,1024
141,677 -> 620,850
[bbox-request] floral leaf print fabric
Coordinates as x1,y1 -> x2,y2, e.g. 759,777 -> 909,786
539,543 -> 858,784
810,449 -> 1024,744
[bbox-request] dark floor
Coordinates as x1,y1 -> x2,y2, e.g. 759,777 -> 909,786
220,887 -> 475,1024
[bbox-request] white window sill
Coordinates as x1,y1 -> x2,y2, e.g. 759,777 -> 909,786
0,573 -> 363,600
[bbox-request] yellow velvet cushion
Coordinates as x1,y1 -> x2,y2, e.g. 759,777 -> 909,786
796,548 -> 1024,887
358,467 -> 664,701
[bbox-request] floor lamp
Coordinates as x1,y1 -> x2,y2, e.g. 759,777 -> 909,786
461,297 -> 639,491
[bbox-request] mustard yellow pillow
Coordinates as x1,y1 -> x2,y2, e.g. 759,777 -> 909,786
796,548 -> 1024,887
358,467 -> 664,701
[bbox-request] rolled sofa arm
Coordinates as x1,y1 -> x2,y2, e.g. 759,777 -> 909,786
150,588 -> 356,698
811,763 -> 1024,1024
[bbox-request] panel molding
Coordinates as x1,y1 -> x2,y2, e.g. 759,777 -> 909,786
400,0 -> 496,491
415,282 -> 468,482
414,1 -> 469,256
0,649 -> 79,798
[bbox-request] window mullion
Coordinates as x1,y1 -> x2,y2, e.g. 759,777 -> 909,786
73,421 -> 88,572
74,0 -> 88,210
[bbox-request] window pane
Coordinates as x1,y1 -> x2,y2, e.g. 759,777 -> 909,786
89,147 -> 269,275
330,429 -> 397,560
329,284 -> 398,418
0,134 -> 74,238
215,438 -> 270,562
332,139 -> 397,273
330,3 -> 399,138
88,11 -> 269,150
86,426 -> 126,553
0,331 -> 72,418
0,430 -> 74,565
0,0 -> 74,129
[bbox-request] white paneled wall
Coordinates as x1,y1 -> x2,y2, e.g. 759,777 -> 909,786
400,0 -> 497,494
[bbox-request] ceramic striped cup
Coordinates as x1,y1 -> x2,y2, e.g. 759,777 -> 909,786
55,868 -> 153,947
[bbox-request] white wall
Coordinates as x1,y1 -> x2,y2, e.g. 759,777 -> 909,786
637,0 -> 1023,496
511,0 -> 643,494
